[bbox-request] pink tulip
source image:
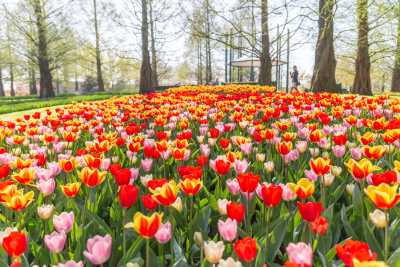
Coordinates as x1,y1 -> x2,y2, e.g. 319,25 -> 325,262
100,158 -> 111,170
304,169 -> 318,181
56,261 -> 84,267
351,147 -> 362,160
280,183 -> 296,201
155,221 -> 172,244
83,234 -> 112,265
36,168 -> 54,180
332,145 -> 346,158
53,212 -> 74,233
286,242 -> 313,265
240,143 -> 252,155
226,179 -> 240,195
218,218 -> 237,242
200,144 -> 210,157
141,159 -> 153,172
48,162 -> 62,176
130,168 -> 139,182
38,178 -> 56,197
233,159 -> 248,175
44,231 -> 66,253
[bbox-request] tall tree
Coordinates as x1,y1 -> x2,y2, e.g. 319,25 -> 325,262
258,0 -> 272,85
93,0 -> 105,91
6,23 -> 16,96
140,0 -> 153,93
32,0 -> 55,98
352,0 -> 372,95
149,0 -> 159,88
0,67 -> 4,97
204,0 -> 212,83
392,1 -> 400,92
311,0 -> 337,92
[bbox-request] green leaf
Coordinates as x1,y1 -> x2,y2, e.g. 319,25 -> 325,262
118,238 -> 145,266
172,238 -> 189,267
87,210 -> 114,235
340,206 -> 359,239
266,215 -> 290,262
388,247 -> 400,267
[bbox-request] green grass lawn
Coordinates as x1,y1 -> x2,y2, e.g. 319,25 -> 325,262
0,92 -> 133,115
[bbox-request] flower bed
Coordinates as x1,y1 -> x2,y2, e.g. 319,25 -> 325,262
0,86 -> 398,266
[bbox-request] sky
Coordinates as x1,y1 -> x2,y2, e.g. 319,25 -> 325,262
3,0 -> 317,79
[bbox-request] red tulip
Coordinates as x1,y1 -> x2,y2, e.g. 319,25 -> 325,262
215,159 -> 231,176
283,263 -> 311,267
237,172 -> 260,193
114,168 -> 132,186
119,184 -> 139,209
234,237 -> 257,262
371,170 -> 397,186
0,164 -> 10,179
297,201 -> 324,222
109,163 -> 122,176
2,231 -> 28,257
219,138 -> 230,149
311,216 -> 329,236
197,155 -> 208,167
332,134 -> 347,146
142,194 -> 159,210
336,240 -> 377,267
177,165 -> 202,180
261,183 -> 283,207
226,202 -> 245,223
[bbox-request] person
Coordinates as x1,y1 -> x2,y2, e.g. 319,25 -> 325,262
290,65 -> 300,89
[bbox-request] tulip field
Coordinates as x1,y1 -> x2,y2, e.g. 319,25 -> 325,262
2,84 -> 400,267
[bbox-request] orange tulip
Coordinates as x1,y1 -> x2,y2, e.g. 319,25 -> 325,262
179,178 -> 203,196
83,154 -> 102,169
59,158 -> 78,173
12,168 -> 35,185
287,178 -> 315,199
276,141 -> 292,156
2,190 -> 34,211
310,157 -> 331,176
61,182 -> 81,198
359,132 -> 375,145
78,167 -> 107,188
125,212 -> 163,239
365,183 -> 400,209
172,148 -> 186,161
150,180 -> 179,206
363,146 -> 386,160
345,159 -> 380,180
14,158 -> 33,169
309,129 -> 324,143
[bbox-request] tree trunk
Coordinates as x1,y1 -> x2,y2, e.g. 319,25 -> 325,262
9,63 -> 15,97
75,71 -> 79,92
33,0 -> 55,98
149,0 -> 159,88
29,67 -> 38,95
258,0 -> 272,85
352,0 -> 372,95
311,0 -> 337,92
392,2 -> 400,92
93,0 -> 105,91
205,0 -> 212,83
0,67 -> 4,97
140,0 -> 153,93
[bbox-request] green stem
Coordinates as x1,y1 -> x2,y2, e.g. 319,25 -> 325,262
384,210 -> 389,261
265,208 -> 271,249
146,239 -> 150,267
122,208 -> 126,257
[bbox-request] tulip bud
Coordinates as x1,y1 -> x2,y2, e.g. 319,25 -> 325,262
194,232 -> 203,247
239,121 -> 248,129
14,148 -> 22,156
346,184 -> 355,195
208,138 -> 216,146
369,209 -> 388,228
197,136 -> 205,144
331,166 -> 342,177
217,199 -> 229,215
385,145 -> 395,154
37,204 -> 55,220
256,153 -> 265,162
204,241 -> 225,264
347,142 -> 357,149
264,161 -> 274,173
323,173 -> 335,187
112,156 -> 119,163
309,148 -> 319,157
140,174 -> 153,187
321,151 -> 330,159
172,197 -> 183,212
126,263 -> 140,267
